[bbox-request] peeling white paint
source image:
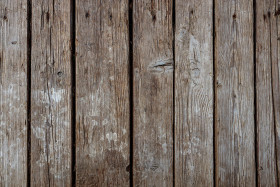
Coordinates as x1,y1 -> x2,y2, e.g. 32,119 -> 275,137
106,132 -> 117,142
162,143 -> 167,154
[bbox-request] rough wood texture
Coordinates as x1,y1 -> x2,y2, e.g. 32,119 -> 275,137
133,1 -> 173,186
30,0 -> 72,185
215,0 -> 255,186
75,0 -> 130,186
0,0 -> 27,185
175,0 -> 214,186
256,0 -> 279,185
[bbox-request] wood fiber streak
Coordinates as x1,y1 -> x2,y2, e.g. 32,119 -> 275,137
0,0 -> 27,185
215,0 -> 255,186
175,0 -> 214,186
75,0 -> 130,186
256,0 -> 280,185
133,1 -> 173,186
31,0 -> 72,185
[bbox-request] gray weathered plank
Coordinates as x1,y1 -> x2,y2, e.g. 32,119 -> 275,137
256,0 -> 279,185
175,0 -> 214,186
0,0 -> 28,185
275,1 -> 280,183
215,0 -> 255,185
30,0 -> 72,185
75,0 -> 130,186
133,1 -> 173,186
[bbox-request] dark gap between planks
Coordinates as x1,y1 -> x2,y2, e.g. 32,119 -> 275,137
253,0 -> 259,185
129,0 -> 134,186
213,0 -> 217,186
27,0 -> 32,186
172,0 -> 176,186
70,0 -> 76,185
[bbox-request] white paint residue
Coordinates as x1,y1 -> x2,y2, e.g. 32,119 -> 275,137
106,132 -> 117,142
189,35 -> 201,65
162,143 -> 167,154
37,88 -> 64,104
51,89 -> 63,103
177,27 -> 188,42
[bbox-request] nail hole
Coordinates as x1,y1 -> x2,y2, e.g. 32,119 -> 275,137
57,71 -> 63,77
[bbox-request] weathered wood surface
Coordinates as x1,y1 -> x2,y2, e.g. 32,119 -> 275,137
75,0 -> 130,186
175,0 -> 214,186
256,0 -> 279,185
133,1 -> 173,186
0,0 -> 28,185
215,0 -> 255,186
3,1 -> 280,186
30,0 -> 72,185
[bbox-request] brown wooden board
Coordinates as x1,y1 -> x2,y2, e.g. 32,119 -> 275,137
133,1 -> 173,186
75,0 -> 130,186
215,0 -> 256,185
30,0 -> 72,185
256,0 -> 279,185
0,0 -> 28,185
175,0 -> 214,186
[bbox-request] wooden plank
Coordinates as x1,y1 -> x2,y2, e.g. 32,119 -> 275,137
75,0 -> 130,186
215,0 -> 255,186
275,1 -> 280,183
174,0 -> 214,186
30,0 -> 72,185
133,1 -> 173,186
0,0 -> 27,185
256,0 -> 279,185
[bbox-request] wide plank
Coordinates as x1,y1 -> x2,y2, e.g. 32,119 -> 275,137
215,0 -> 255,185
30,0 -> 72,185
133,1 -> 173,186
0,0 -> 28,185
75,0 -> 130,186
175,0 -> 214,186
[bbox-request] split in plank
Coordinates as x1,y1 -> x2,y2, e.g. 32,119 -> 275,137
133,1 -> 174,186
256,0 -> 280,185
30,0 -> 72,185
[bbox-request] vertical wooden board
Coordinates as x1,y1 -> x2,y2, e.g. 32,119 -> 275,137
75,0 -> 130,186
256,0 -> 279,185
175,0 -> 214,186
215,0 -> 255,186
31,0 -> 72,185
275,1 -> 280,183
133,1 -> 173,186
0,0 -> 27,185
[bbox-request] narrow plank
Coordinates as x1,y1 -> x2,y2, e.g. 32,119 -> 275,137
0,0 -> 27,185
133,1 -> 173,186
215,0 -> 255,186
30,0 -> 72,185
175,0 -> 214,186
256,0 -> 279,185
75,0 -> 130,186
275,1 -> 280,183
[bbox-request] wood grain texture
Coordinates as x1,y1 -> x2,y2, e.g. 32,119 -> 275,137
215,0 -> 255,186
0,0 -> 27,185
175,0 -> 214,186
30,0 -> 72,185
75,0 -> 130,186
256,0 -> 279,185
133,1 -> 173,186
275,1 -> 280,183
